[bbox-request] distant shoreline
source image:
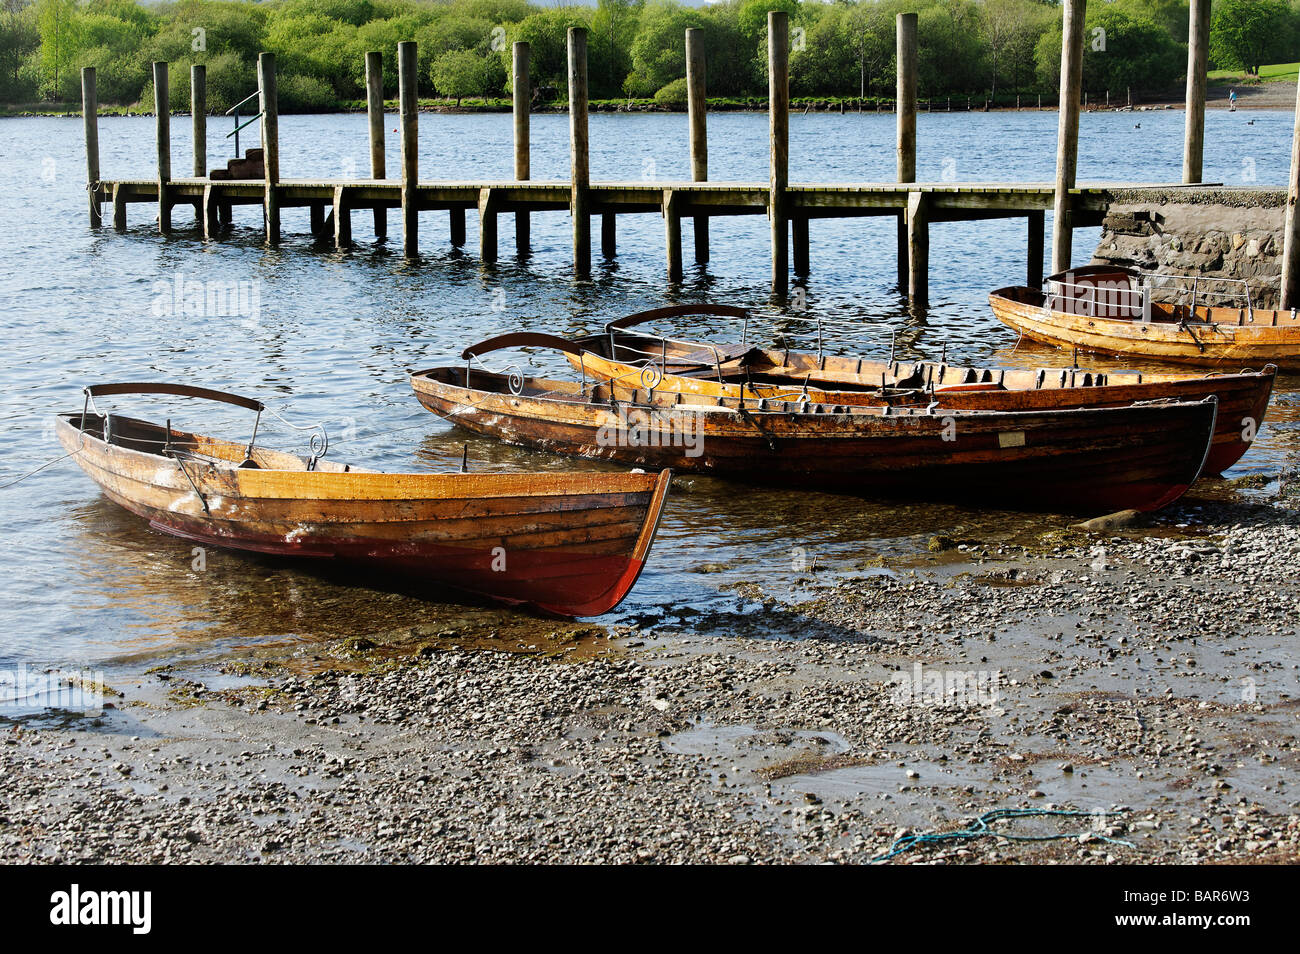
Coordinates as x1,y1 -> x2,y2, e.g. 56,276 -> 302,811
3,83 -> 1292,118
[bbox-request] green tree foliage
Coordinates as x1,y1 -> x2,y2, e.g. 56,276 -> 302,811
1036,0 -> 1187,97
1210,0 -> 1294,74
590,0 -> 639,98
624,0 -> 703,98
652,72 -> 686,105
511,6 -> 590,95
431,46 -> 490,103
917,1 -> 985,96
0,1 -> 41,101
36,0 -> 79,99
8,0 -> 1299,109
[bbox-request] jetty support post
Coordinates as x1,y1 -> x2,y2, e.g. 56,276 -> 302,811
513,42 -> 530,253
1182,0 -> 1210,183
191,64 -> 206,177
568,27 -> 591,276
82,67 -> 100,228
896,12 -> 918,298
793,217 -> 810,276
1052,0 -> 1086,274
1281,75 -> 1300,308
153,61 -> 171,233
333,184 -> 352,248
398,40 -> 419,258
258,52 -> 280,244
907,192 -> 928,307
365,51 -> 387,239
479,189 -> 498,263
686,27 -> 709,263
665,190 -> 682,281
769,11 -> 790,297
450,208 -> 465,246
601,213 -> 616,257
202,183 -> 218,239
1027,209 -> 1045,289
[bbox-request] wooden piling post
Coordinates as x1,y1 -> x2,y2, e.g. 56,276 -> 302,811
686,27 -> 709,263
153,62 -> 171,233
1182,0 -> 1210,183
191,64 -> 206,177
1280,74 -> 1300,308
1051,0 -> 1086,275
602,212 -> 616,257
513,42 -> 530,253
479,189 -> 498,263
896,12 -> 918,296
450,208 -> 466,247
399,40 -> 419,258
113,186 -> 127,231
568,27 -> 591,276
664,190 -> 682,281
1027,209 -> 1045,288
333,185 -> 352,248
202,183 -> 218,239
768,11 -> 789,296
82,67 -> 100,228
258,52 -> 280,245
365,51 -> 387,239
907,192 -> 928,307
896,214 -> 908,291
793,216 -> 809,276
896,13 -> 917,183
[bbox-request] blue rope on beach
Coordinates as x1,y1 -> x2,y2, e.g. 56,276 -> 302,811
868,808 -> 1135,864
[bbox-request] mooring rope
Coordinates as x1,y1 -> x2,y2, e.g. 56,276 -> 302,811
867,807 -> 1134,864
0,450 -> 81,490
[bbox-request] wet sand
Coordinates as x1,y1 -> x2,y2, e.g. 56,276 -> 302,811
2,469 -> 1298,864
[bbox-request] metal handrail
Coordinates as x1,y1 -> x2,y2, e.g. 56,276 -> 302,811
224,89 -> 263,157
1047,274 -> 1255,325
224,90 -> 261,115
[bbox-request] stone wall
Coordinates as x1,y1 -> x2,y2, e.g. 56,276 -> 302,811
1090,187 -> 1287,308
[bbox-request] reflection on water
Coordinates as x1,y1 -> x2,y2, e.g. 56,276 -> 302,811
2,109 -> 1297,668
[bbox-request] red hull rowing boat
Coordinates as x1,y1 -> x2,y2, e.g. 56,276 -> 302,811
57,383 -> 671,618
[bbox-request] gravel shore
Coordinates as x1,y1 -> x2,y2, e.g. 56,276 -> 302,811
2,472 -> 1298,864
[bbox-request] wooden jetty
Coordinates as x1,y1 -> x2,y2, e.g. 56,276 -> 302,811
81,4 -> 1272,305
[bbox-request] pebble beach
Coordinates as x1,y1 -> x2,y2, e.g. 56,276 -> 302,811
4,469 -> 1297,865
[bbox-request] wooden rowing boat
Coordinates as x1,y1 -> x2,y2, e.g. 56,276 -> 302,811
989,265 -> 1300,371
411,342 -> 1220,515
56,383 -> 671,618
558,305 -> 1274,476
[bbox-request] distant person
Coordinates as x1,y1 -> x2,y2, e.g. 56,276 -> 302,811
1230,88 -> 1237,110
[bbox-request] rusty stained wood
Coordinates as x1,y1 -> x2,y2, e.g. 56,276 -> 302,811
992,276 -> 1300,372
567,328 -> 1274,478
409,365 -> 1218,516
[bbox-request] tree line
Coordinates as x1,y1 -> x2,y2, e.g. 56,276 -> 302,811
2,0 -> 1298,112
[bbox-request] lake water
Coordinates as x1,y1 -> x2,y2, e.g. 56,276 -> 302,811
1,106 -> 1297,672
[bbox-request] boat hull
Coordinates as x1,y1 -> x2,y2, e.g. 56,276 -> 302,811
57,414 -> 670,618
411,370 -> 1218,515
569,345 -> 1273,477
990,287 -> 1300,372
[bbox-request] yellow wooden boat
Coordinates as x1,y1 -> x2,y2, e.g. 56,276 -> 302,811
989,265 -> 1300,371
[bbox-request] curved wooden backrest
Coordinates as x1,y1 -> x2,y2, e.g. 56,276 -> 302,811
461,332 -> 585,360
85,382 -> 264,413
1044,264 -> 1140,285
604,303 -> 750,333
